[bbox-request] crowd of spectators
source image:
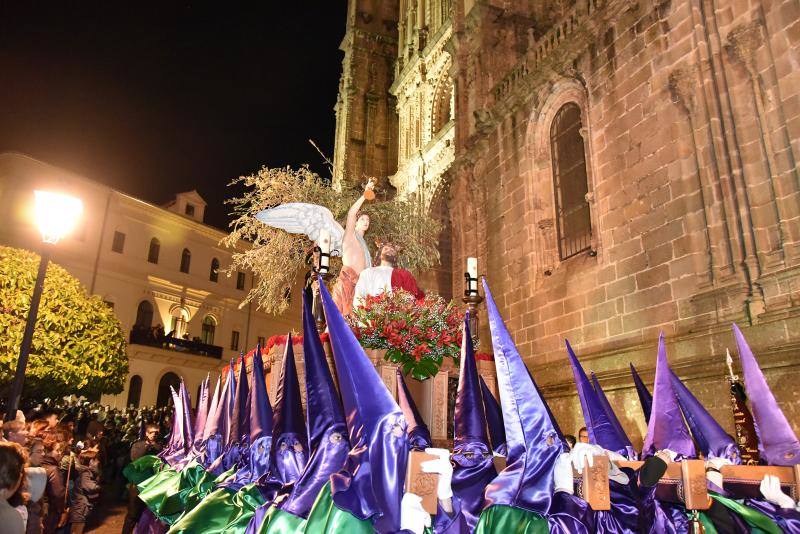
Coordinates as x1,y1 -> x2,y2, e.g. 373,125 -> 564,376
0,397 -> 170,534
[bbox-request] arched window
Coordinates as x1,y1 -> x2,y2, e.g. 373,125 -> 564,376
201,315 -> 216,345
148,238 -> 160,264
127,375 -> 143,408
209,258 -> 219,282
156,372 -> 181,408
180,248 -> 191,273
550,103 -> 591,260
135,300 -> 154,329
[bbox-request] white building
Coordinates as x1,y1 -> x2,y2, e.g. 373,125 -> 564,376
0,152 -> 301,408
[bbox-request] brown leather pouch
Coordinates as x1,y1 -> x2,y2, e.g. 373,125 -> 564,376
406,450 -> 440,515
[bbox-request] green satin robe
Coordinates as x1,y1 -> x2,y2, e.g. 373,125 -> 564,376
123,454 -> 164,486
254,504 -> 305,534
475,505 -> 549,534
167,483 -> 265,534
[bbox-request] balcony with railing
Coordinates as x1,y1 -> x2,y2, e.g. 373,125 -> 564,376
129,326 -> 223,359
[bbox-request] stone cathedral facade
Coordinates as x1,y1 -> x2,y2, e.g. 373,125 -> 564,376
334,0 -> 800,445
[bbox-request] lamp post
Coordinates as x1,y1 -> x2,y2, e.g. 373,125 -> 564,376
5,191 -> 83,421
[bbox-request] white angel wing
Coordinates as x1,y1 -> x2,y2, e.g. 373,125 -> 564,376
255,203 -> 345,254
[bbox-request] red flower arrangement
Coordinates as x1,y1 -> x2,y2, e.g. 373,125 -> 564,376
348,290 -> 463,380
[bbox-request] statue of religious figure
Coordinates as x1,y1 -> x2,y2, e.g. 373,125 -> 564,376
254,180 -> 375,315
332,180 -> 375,315
352,241 -> 425,309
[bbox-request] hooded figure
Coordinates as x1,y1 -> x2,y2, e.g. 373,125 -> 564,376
630,363 -> 653,424
204,365 -> 235,470
590,372 -> 635,459
219,346 -> 275,492
479,376 -> 506,456
269,336 -> 309,486
248,290 -> 354,534
313,274 -> 409,533
733,323 -> 800,466
396,369 -> 433,450
160,386 -> 187,466
450,315 -> 498,531
477,279 -> 565,532
669,370 -> 740,464
280,291 -> 350,517
192,375 -> 211,452
566,341 -> 630,458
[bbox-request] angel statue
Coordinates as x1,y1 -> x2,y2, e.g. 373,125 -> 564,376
255,179 -> 375,315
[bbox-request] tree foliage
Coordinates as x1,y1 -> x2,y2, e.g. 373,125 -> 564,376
0,246 -> 128,399
223,165 -> 442,314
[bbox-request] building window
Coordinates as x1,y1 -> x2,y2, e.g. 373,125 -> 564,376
236,271 -> 246,290
210,258 -> 220,282
283,287 -> 292,304
230,330 -> 240,351
170,313 -> 187,338
180,248 -> 191,273
148,238 -> 160,264
126,375 -> 143,408
551,102 -> 592,260
257,336 -> 265,348
156,372 -> 181,408
432,77 -> 453,134
135,300 -> 154,329
112,231 -> 126,253
185,203 -> 195,216
201,315 -> 216,345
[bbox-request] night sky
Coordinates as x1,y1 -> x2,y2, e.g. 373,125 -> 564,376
0,3 -> 349,229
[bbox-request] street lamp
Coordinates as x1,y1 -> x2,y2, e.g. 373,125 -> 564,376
5,190 -> 83,421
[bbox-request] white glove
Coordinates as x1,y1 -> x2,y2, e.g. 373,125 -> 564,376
421,447 -> 454,500
607,461 -> 630,485
656,449 -> 678,463
570,442 -> 605,472
704,457 -> 733,488
554,452 -> 574,494
760,475 -> 796,509
400,492 -> 432,534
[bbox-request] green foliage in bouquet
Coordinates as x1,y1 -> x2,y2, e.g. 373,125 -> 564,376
223,165 -> 441,315
349,290 -> 462,380
0,246 -> 128,399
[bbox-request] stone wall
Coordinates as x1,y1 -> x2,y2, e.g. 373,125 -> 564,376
445,0 -> 800,440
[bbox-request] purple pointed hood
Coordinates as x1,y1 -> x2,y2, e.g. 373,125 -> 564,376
193,375 -> 210,444
319,275 -> 408,533
396,369 -> 432,450
483,278 -> 561,514
159,386 -> 184,464
203,366 -> 233,470
219,344 -> 277,492
179,380 -> 194,450
590,372 -> 635,458
228,354 -> 251,447
451,315 -> 497,531
270,336 -> 309,485
566,341 -> 630,457
281,289 -> 350,518
669,369 -> 740,464
249,346 -> 274,443
480,376 -> 507,455
642,333 -> 695,459
733,323 -> 800,465
630,363 -> 653,424
202,376 -> 222,442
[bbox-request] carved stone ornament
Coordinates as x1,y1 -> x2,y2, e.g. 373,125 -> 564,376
726,21 -> 764,73
668,66 -> 698,115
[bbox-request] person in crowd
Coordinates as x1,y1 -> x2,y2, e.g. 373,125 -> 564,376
0,442 -> 28,534
68,450 -> 100,534
564,434 -> 577,450
578,426 -> 590,443
41,430 -> 69,534
121,423 -> 161,534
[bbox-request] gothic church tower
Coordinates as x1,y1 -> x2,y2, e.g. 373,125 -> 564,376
332,0 -> 399,190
